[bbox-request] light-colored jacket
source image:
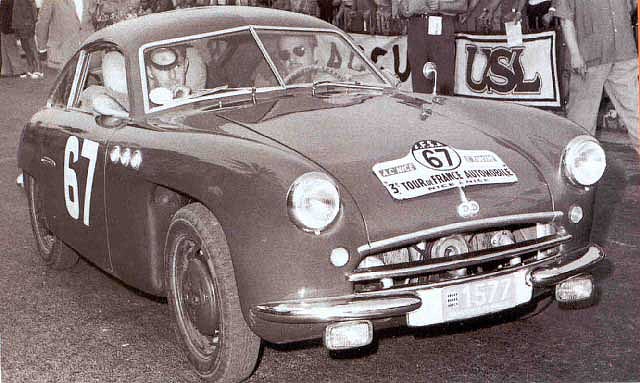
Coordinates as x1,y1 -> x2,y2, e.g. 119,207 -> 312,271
36,0 -> 95,68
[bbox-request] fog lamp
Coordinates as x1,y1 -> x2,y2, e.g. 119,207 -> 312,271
569,205 -> 583,224
556,275 -> 594,303
324,320 -> 373,351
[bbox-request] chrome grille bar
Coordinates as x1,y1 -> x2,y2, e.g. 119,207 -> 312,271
347,232 -> 572,282
357,211 -> 563,256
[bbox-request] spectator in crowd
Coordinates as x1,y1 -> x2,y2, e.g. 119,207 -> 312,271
333,0 -> 353,31
1,0 -> 26,76
554,0 -> 639,153
36,0 -> 95,69
318,0 -> 333,22
139,0 -> 173,13
290,0 -> 319,16
12,0 -> 43,78
525,0 -> 552,31
91,0 -> 144,30
460,0 -> 537,34
399,0 -> 467,94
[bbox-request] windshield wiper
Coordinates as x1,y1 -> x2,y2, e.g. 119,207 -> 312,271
188,85 -> 253,99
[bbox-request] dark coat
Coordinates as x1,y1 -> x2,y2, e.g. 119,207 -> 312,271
11,0 -> 38,32
0,0 -> 15,34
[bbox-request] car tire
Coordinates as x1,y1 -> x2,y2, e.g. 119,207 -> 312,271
165,203 -> 260,383
25,174 -> 80,270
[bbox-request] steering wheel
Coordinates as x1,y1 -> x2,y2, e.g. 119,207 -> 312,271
283,64 -> 352,85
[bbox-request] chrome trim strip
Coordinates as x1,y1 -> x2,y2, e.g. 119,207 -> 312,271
252,294 -> 421,323
529,245 -> 604,287
357,211 -> 563,256
249,26 -> 286,87
66,50 -> 88,110
349,233 -> 572,282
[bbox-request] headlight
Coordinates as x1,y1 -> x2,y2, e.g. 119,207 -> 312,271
562,135 -> 606,186
287,172 -> 340,234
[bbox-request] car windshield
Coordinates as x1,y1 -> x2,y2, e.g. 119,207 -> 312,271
141,28 -> 387,110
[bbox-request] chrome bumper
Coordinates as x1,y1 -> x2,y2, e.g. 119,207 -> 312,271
252,245 -> 605,324
528,244 -> 604,287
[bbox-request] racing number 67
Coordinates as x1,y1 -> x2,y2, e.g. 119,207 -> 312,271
64,136 -> 99,226
422,148 -> 454,169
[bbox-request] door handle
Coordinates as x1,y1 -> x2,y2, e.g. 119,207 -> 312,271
40,156 -> 56,167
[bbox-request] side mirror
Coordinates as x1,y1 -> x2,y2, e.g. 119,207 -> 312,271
422,62 -> 438,95
93,94 -> 129,119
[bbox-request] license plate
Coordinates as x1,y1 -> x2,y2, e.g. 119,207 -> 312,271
407,270 -> 532,327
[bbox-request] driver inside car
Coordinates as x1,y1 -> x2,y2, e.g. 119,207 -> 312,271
146,45 -> 206,105
253,34 -> 320,86
276,35 -> 317,83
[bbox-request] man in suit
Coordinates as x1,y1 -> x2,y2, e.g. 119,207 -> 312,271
36,0 -> 95,69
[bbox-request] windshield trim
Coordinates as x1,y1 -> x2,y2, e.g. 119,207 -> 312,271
139,25 -> 391,114
251,26 -> 391,89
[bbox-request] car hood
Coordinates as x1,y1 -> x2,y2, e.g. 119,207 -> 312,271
212,91 -> 554,243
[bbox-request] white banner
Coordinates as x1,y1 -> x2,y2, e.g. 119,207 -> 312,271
350,34 -> 412,91
453,31 -> 560,107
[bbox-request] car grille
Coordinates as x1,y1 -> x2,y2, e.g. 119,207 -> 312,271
348,213 -> 571,293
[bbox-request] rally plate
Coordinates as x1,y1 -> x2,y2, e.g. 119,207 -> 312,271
407,270 -> 532,327
373,140 -> 518,200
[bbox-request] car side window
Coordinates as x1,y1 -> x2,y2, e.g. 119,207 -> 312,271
49,53 -> 81,108
75,48 -> 130,112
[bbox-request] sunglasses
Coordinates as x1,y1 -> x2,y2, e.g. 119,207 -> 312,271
278,45 -> 308,61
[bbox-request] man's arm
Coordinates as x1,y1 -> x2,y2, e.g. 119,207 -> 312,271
559,17 -> 586,78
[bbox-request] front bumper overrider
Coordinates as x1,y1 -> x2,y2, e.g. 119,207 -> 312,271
252,244 -> 604,324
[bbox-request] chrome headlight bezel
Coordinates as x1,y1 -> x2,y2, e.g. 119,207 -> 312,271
562,135 -> 606,187
287,172 -> 341,234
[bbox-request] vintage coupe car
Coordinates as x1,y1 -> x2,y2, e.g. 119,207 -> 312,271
18,6 -> 607,383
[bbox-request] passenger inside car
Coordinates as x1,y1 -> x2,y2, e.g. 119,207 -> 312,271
79,50 -> 130,111
145,45 -> 206,105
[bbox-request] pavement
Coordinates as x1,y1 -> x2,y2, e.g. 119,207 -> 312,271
0,69 -> 639,383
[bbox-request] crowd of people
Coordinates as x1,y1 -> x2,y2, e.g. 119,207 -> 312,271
0,0 -> 638,151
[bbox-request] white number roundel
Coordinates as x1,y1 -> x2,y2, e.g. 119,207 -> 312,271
411,140 -> 462,171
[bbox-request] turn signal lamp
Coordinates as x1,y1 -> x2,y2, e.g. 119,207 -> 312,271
324,320 -> 373,351
330,248 -> 349,267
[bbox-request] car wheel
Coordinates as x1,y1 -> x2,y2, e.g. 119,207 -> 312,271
25,174 -> 79,269
166,203 -> 260,382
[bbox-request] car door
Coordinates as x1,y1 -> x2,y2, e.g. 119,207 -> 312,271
37,46 -> 122,271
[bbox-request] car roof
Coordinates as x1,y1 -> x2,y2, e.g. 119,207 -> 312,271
86,6 -> 338,54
